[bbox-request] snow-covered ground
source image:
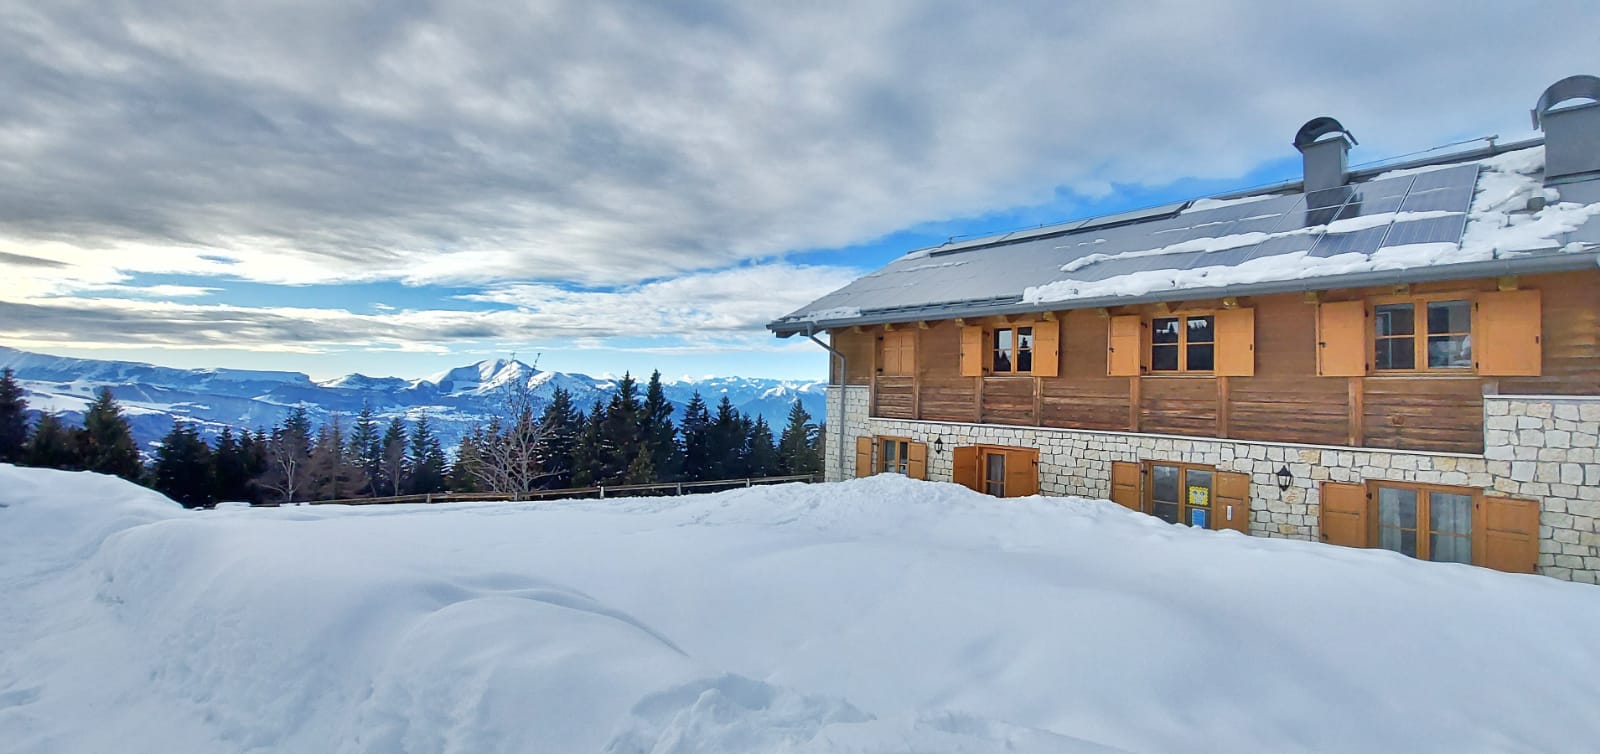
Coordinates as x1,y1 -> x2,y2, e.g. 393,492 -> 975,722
2,465 -> 1597,753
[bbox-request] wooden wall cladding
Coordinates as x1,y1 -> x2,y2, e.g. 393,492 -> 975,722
874,376 -> 916,419
1499,272 -> 1600,395
981,377 -> 1036,425
1363,378 -> 1483,454
1040,379 -> 1130,430
1229,376 -> 1348,445
1139,377 -> 1217,436
831,329 -> 874,385
918,322 -> 976,422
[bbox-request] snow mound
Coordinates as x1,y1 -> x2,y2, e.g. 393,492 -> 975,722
3,466 -> 1599,752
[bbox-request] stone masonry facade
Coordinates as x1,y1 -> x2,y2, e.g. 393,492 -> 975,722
825,386 -> 1600,584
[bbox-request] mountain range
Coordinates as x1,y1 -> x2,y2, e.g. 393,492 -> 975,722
0,346 -> 827,454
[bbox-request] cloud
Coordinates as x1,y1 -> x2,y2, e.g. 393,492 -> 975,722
0,263 -> 855,354
1,0 -> 1595,295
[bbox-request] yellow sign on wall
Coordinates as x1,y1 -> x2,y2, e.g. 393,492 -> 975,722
1187,486 -> 1210,507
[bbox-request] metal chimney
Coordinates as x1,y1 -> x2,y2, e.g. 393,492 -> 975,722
1532,74 -> 1600,185
1294,117 -> 1357,193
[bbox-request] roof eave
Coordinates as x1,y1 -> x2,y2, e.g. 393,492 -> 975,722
767,247 -> 1600,336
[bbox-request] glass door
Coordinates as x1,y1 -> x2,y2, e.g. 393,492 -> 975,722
983,451 -> 1006,497
1147,463 -> 1213,528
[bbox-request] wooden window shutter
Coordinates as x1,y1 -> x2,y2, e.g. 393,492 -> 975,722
905,441 -> 928,480
1476,496 -> 1541,574
1213,471 -> 1251,534
1475,289 -> 1542,376
1107,315 -> 1142,376
1214,308 -> 1256,376
1318,481 -> 1368,548
1031,319 -> 1060,377
1109,461 -> 1143,512
880,333 -> 898,375
959,325 -> 985,377
854,436 -> 874,478
952,446 -> 979,491
1004,449 -> 1038,497
1316,301 -> 1366,376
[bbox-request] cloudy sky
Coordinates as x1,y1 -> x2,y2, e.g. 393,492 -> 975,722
1,1 -> 1596,381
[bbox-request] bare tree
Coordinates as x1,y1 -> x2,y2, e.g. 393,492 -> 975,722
258,408 -> 314,503
473,358 -> 551,500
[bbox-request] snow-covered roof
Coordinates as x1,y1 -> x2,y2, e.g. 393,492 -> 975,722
770,139 -> 1600,336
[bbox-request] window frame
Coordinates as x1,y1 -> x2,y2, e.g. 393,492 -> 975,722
876,435 -> 912,475
1148,311 -> 1217,375
1369,292 -> 1477,375
990,324 -> 1035,375
982,449 -> 1007,497
1143,460 -> 1216,528
1367,480 -> 1481,563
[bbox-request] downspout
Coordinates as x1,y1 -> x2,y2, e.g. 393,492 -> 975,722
806,325 -> 848,482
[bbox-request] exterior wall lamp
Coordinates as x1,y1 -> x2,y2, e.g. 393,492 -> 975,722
1276,464 -> 1293,492
933,437 -> 945,456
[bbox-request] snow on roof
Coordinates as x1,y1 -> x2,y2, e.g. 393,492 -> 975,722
771,142 -> 1600,334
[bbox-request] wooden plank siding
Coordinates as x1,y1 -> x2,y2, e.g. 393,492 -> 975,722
835,269 -> 1598,455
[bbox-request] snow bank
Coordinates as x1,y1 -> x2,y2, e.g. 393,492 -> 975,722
2,465 -> 1598,752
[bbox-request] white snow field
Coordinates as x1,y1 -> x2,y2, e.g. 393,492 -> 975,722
2,465 -> 1598,753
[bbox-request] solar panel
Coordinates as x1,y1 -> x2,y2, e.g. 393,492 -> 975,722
1406,164 -> 1480,192
1308,225 -> 1389,258
1380,215 -> 1469,248
1076,201 -> 1189,232
1400,188 -> 1474,213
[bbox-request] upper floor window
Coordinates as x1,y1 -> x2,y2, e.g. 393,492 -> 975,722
1150,315 -> 1215,373
1373,298 -> 1471,371
992,326 -> 1034,374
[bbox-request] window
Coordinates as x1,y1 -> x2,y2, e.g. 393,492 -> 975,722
983,451 -> 1006,496
881,329 -> 916,376
879,438 -> 909,475
991,326 -> 1033,374
1150,315 -> 1214,373
1373,298 -> 1472,372
1375,483 -> 1474,564
1147,462 -> 1213,527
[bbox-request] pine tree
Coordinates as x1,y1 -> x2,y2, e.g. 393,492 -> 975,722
0,368 -> 28,463
535,387 -> 580,488
641,370 -> 681,481
152,420 -> 214,508
679,392 -> 712,481
777,398 -> 821,476
347,402 -> 383,496
570,398 -> 607,487
23,413 -> 78,470
259,408 -> 314,503
211,426 -> 254,503
309,415 -> 366,501
241,429 -> 270,503
407,413 -> 448,494
706,396 -> 743,479
595,373 -> 642,484
623,446 -> 656,485
77,388 -> 142,480
379,417 -> 409,496
448,426 -> 485,492
746,416 -> 779,478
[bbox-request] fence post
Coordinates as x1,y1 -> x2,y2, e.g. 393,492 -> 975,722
599,486 -> 605,499
745,478 -> 752,487
676,482 -> 683,496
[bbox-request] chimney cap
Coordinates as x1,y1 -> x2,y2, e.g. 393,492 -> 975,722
1532,74 -> 1600,130
1294,117 -> 1357,151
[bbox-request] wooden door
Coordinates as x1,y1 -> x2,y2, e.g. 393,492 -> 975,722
854,436 -> 873,478
1004,448 -> 1039,497
952,446 -> 979,491
1476,496 -> 1540,573
1213,471 -> 1251,534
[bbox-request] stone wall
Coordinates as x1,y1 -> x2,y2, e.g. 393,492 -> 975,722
826,385 -> 1600,583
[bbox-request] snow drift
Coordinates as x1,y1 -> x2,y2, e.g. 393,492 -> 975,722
2,465 -> 1597,753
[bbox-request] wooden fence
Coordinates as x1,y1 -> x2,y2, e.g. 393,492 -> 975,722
277,473 -> 821,507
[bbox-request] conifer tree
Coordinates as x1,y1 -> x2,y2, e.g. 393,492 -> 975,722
152,420 -> 214,508
535,387 -> 580,488
347,402 -> 383,496
309,415 -> 366,501
407,413 -> 448,494
0,368 -> 28,463
77,388 -> 142,480
679,392 -> 711,481
241,429 -> 270,502
623,446 -> 656,485
706,396 -> 743,479
746,416 -> 779,478
641,371 -> 681,481
596,373 -> 641,484
23,413 -> 78,470
570,398 -> 607,486
211,426 -> 254,503
777,398 -> 821,476
449,426 -> 485,492
378,417 -> 409,496
259,407 -> 314,503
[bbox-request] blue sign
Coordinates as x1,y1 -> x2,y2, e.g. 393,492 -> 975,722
1189,508 -> 1210,529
